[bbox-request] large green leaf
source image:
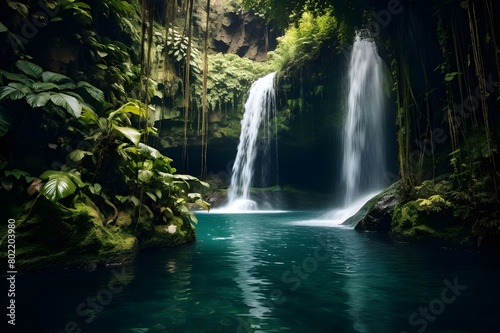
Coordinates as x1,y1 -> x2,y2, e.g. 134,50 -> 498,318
0,22 -> 8,33
108,102 -> 145,120
77,81 -> 105,103
80,108 -> 99,123
26,92 -> 51,107
50,92 -> 82,118
138,170 -> 153,183
68,149 -> 93,162
41,174 -> 77,202
0,85 -> 27,100
0,70 -> 33,85
15,60 -> 43,79
33,82 -> 60,92
57,82 -> 77,90
42,71 -> 73,83
65,171 -> 85,187
113,124 -> 141,146
138,142 -> 163,159
39,170 -> 83,202
172,174 -> 199,181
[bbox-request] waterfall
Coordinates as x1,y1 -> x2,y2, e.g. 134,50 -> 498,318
226,72 -> 277,211
342,34 -> 387,206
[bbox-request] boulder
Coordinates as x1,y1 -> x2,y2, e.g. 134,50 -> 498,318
355,194 -> 400,232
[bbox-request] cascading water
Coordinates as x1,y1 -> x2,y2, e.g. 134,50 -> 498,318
324,33 -> 388,225
225,72 -> 277,211
342,34 -> 387,206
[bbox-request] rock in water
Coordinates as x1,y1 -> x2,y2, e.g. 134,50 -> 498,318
355,193 -> 400,232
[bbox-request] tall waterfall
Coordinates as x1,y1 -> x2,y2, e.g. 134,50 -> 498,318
342,35 -> 387,206
226,72 -> 277,211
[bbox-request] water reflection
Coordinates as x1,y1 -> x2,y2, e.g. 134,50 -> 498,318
227,214 -> 284,331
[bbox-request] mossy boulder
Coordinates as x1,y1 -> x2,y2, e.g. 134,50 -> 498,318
347,179 -> 494,249
390,196 -> 473,247
0,193 -> 196,272
0,195 -> 138,271
344,181 -> 402,228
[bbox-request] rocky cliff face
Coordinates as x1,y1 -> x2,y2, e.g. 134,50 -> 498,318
203,0 -> 278,61
213,10 -> 272,61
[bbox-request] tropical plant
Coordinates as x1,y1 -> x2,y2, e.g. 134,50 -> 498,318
0,60 -> 105,120
269,7 -> 343,71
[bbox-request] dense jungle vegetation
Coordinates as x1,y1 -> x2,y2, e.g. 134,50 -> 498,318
0,0 -> 499,270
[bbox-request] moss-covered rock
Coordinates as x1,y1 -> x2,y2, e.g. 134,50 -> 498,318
344,181 -> 402,227
390,196 -> 473,247
350,177 -> 500,250
0,193 -> 197,272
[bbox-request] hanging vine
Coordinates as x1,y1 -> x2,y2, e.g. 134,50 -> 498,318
200,0 -> 211,180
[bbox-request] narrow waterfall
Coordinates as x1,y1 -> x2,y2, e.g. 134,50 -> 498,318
226,72 -> 277,211
342,34 -> 387,206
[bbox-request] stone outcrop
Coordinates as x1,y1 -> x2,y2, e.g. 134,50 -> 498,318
341,182 -> 402,230
354,193 -> 400,232
213,11 -> 271,61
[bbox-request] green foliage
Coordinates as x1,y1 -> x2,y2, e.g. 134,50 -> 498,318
77,30 -> 140,104
59,0 -> 93,26
113,141 -> 210,227
416,194 -> 451,213
166,28 -> 202,76
0,60 -> 105,118
200,53 -> 274,114
39,170 -> 84,202
269,7 -> 342,71
242,0 -> 332,28
70,102 -> 210,227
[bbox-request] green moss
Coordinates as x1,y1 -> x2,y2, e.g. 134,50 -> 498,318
0,195 -> 137,271
215,119 -> 243,139
390,178 -> 476,247
0,191 -> 198,271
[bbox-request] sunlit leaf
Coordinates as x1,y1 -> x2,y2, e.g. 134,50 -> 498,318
113,124 -> 141,146
138,169 -> 153,183
40,174 -> 77,202
50,92 -> 82,118
26,92 -> 51,107
69,149 -> 93,162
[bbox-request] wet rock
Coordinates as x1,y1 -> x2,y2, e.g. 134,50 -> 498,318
355,193 -> 400,232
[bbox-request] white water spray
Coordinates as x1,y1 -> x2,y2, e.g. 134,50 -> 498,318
226,72 -> 277,211
342,34 -> 387,206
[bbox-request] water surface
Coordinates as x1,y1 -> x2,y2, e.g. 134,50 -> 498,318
11,212 -> 500,333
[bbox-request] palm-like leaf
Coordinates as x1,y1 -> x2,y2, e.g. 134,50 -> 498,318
26,92 -> 51,108
50,92 -> 82,118
15,60 -> 43,79
40,170 -> 84,202
0,85 -> 27,100
113,124 -> 141,146
42,71 -> 73,83
41,174 -> 77,202
77,81 -> 105,103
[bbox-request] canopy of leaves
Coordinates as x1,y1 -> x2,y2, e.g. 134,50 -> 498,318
242,0 -> 332,28
269,7 -> 345,71
198,53 -> 275,114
